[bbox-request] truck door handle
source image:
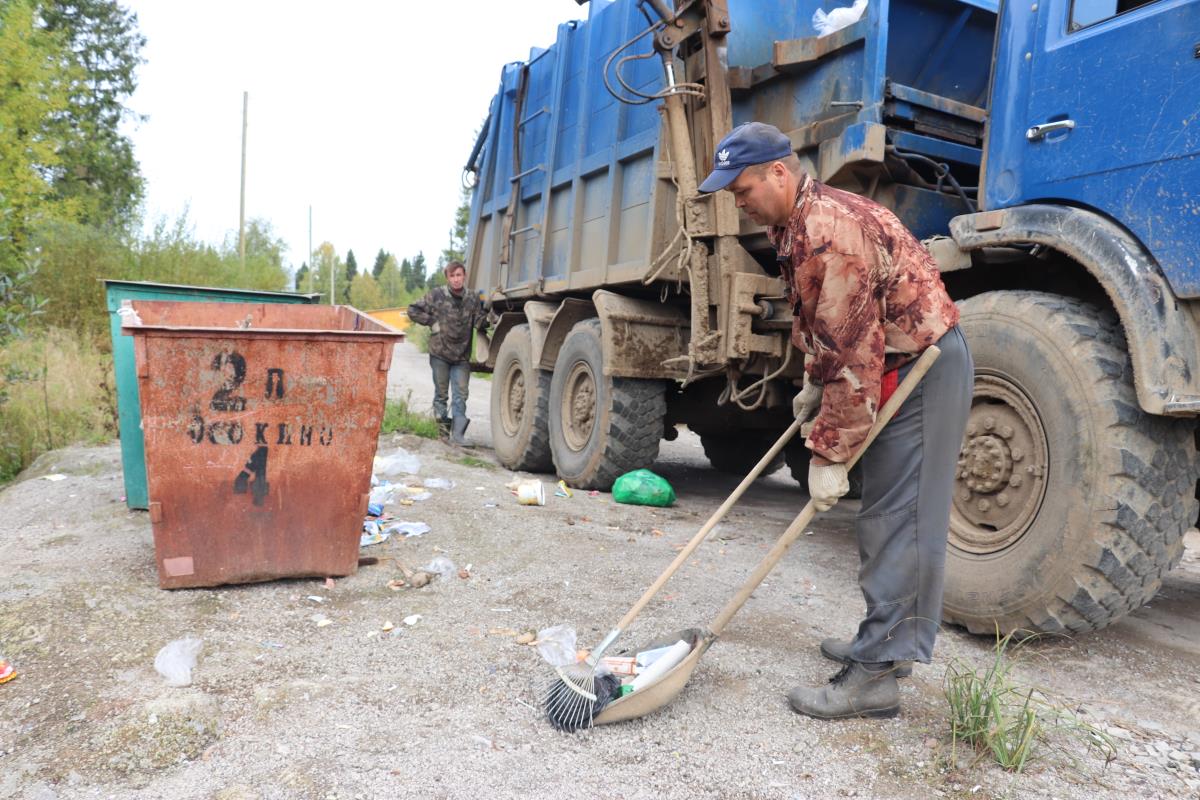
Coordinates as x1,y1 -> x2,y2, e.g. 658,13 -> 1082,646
1026,120 -> 1075,140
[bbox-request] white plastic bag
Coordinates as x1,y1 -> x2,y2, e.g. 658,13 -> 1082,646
154,637 -> 203,687
422,477 -> 454,490
813,0 -> 867,36
535,624 -> 578,667
384,521 -> 431,538
375,449 -> 421,477
422,555 -> 456,578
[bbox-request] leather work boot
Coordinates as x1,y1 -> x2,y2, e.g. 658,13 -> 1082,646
787,661 -> 901,719
450,415 -> 472,447
820,638 -> 913,677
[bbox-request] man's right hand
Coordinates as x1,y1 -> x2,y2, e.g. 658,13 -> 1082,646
792,380 -> 823,424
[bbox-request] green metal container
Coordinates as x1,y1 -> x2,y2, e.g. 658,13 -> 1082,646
105,280 -> 319,509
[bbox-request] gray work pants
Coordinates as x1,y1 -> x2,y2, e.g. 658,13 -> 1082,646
848,326 -> 973,664
429,355 -> 470,421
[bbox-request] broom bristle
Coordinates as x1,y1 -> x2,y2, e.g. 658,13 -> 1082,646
544,665 -> 620,732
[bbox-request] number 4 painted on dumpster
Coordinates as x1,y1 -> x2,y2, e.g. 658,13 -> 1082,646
234,446 -> 269,505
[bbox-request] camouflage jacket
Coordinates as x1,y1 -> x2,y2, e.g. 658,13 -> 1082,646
406,286 -> 487,363
767,173 -> 959,465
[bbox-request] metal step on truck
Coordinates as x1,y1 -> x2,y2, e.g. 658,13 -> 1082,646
462,0 -> 1200,636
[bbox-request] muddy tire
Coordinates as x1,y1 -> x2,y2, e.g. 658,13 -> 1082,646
700,433 -> 784,477
490,324 -> 553,472
784,446 -> 864,500
947,291 -> 1197,635
548,319 -> 666,490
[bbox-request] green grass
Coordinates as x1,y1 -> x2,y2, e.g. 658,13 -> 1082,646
943,628 -> 1116,773
380,393 -> 440,439
0,328 -> 116,483
455,455 -> 495,469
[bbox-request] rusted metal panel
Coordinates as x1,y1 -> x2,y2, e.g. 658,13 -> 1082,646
125,301 -> 404,589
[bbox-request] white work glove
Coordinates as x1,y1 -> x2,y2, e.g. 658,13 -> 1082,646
808,462 -> 849,512
792,380 -> 823,423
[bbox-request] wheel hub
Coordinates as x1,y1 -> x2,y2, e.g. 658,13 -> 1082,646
950,373 -> 1049,554
561,361 -> 597,452
501,367 -> 526,437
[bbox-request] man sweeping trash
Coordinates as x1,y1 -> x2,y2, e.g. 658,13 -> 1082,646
699,122 -> 973,719
406,260 -> 488,446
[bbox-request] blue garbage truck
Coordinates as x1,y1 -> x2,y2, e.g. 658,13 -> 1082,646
463,0 -> 1200,635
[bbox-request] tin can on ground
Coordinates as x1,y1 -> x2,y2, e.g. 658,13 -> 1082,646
125,300 -> 404,589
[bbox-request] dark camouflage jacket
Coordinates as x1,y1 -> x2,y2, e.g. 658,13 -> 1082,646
767,173 -> 959,465
407,286 -> 487,363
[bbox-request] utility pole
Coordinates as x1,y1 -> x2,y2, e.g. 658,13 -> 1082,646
238,91 -> 248,269
307,206 -> 313,293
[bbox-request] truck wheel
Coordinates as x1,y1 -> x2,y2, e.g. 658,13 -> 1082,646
490,324 -> 552,472
548,319 -> 666,490
947,291 -> 1197,634
784,445 -> 864,500
700,433 -> 784,477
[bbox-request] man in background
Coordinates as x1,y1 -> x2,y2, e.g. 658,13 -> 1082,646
406,261 -> 488,446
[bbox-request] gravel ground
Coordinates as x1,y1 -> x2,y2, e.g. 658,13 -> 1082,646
1,341 -> 1198,800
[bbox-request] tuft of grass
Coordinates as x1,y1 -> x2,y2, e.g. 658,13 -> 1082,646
380,392 -> 440,439
0,328 -> 114,483
943,627 -> 1117,773
455,455 -> 495,470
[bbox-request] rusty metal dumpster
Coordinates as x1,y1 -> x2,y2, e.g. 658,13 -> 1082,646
123,300 -> 405,589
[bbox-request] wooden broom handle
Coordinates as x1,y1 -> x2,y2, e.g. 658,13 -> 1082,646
708,345 -> 941,637
613,417 -> 806,632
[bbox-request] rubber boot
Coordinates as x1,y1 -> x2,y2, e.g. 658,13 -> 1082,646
820,638 -> 912,677
787,661 -> 900,720
450,415 -> 471,447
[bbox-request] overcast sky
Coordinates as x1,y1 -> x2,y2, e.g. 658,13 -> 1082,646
124,1 -> 588,277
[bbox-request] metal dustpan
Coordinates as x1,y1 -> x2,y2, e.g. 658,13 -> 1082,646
593,346 -> 941,727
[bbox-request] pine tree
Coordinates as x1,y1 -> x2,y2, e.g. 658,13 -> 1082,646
372,248 -> 389,279
294,262 -> 309,291
344,249 -> 358,302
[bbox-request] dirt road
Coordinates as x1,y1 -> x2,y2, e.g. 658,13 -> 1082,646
1,340 -> 1197,799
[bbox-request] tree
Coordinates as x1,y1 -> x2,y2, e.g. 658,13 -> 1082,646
372,248 -> 389,279
439,186 -> 472,269
344,249 -> 358,302
308,241 -> 346,304
40,0 -> 147,232
0,0 -> 78,280
294,262 -> 309,292
377,255 -> 403,307
411,252 -> 428,290
348,273 -> 384,310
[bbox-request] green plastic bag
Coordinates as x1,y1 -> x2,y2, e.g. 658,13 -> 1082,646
612,469 -> 676,507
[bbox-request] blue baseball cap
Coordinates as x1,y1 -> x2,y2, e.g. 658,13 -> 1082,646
698,122 -> 794,193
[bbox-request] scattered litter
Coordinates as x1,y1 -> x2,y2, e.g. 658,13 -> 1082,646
630,640 -> 691,691
535,624 -> 577,667
515,632 -> 536,645
483,502 -> 498,509
813,0 -> 867,36
475,486 -> 485,490
360,523 -> 389,547
514,479 -> 545,506
804,529 -> 815,536
472,734 -> 493,749
0,657 -> 15,684
367,502 -> 385,517
324,577 -> 335,589
42,474 -> 68,482
386,580 -> 405,591
423,555 -> 457,579
383,521 -> 431,539
555,480 -> 573,498
409,492 -> 432,502
154,637 -> 203,687
422,477 -> 454,490
117,299 -> 142,326
588,490 -> 600,497
381,621 -> 395,633
458,568 -> 471,579
612,469 -> 676,507
375,449 -> 421,477
259,641 -> 284,649
403,614 -> 422,626
369,483 -> 395,507
312,615 -> 333,627
305,595 -> 327,603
